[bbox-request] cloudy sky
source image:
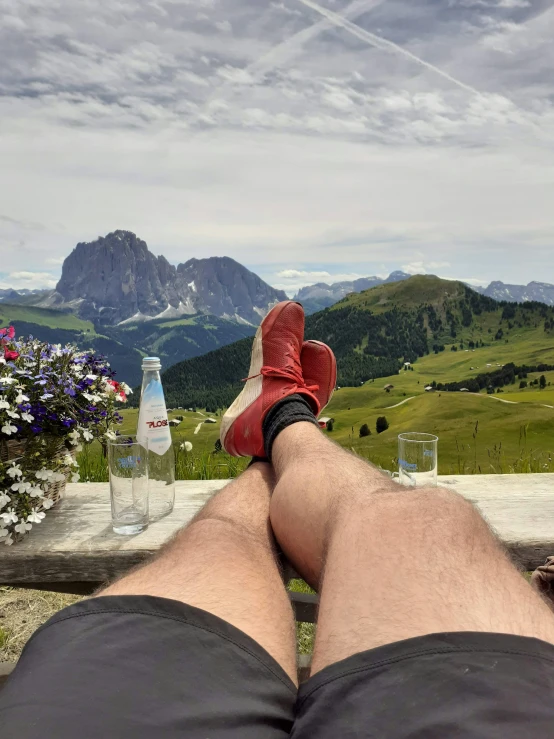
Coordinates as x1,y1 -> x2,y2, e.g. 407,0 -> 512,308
1,0 -> 554,296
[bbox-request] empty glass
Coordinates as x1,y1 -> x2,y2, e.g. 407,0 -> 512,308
397,432 -> 438,487
108,435 -> 149,535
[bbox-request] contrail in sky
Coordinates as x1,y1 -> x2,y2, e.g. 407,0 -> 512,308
243,0 -> 387,79
296,0 -> 482,96
194,0 -> 387,123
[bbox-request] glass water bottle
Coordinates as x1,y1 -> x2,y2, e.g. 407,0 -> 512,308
137,356 -> 175,518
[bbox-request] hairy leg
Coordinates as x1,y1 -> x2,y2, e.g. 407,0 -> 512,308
270,422 -> 554,674
102,462 -> 297,681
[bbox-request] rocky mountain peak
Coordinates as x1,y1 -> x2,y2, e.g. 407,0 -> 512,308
53,231 -> 286,325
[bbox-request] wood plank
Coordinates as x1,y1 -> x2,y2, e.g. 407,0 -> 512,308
0,475 -> 553,584
289,591 -> 318,623
0,481 -> 227,584
438,474 -> 554,569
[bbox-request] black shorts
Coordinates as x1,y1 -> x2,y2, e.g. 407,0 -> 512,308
2,595 -> 554,738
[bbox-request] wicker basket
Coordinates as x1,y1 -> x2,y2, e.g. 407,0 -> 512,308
0,438 -> 27,463
43,445 -> 75,507
2,437 -> 74,508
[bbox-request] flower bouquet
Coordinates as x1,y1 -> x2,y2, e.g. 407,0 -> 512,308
0,326 -> 131,545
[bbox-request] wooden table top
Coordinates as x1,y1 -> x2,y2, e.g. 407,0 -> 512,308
1,474 -> 554,587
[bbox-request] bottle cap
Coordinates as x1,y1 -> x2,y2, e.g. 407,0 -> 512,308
142,356 -> 162,371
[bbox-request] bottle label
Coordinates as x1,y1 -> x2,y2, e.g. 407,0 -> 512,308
137,379 -> 172,455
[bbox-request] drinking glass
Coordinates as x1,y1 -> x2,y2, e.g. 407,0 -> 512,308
397,432 -> 438,487
108,435 -> 149,534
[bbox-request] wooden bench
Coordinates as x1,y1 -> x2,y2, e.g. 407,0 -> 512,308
1,474 -> 554,683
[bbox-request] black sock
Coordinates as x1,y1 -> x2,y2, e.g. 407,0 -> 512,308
262,393 -> 318,460
248,456 -> 269,467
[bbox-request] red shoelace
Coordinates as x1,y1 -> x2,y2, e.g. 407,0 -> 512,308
243,365 -> 319,395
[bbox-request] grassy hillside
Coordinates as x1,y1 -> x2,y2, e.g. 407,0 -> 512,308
104,314 -> 254,372
2,304 -> 255,388
81,319 -> 554,480
160,277 -> 554,409
321,351 -> 554,473
0,304 -> 94,332
2,305 -> 145,386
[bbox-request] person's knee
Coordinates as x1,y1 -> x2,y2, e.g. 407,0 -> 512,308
187,513 -> 273,554
367,485 -> 488,543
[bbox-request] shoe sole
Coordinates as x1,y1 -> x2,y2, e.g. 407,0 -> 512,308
220,302 -> 299,448
303,340 -> 337,412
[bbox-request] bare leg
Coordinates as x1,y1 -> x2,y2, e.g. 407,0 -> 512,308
270,423 -> 554,674
102,462 -> 297,682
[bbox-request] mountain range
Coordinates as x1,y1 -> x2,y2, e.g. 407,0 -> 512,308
294,274 -> 554,313
3,230 -> 554,388
293,271 -> 412,314
158,275 -> 554,410
31,230 -> 287,326
3,231 -> 554,323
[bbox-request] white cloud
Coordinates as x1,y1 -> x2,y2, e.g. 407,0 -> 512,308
0,272 -> 58,290
278,269 -> 331,280
402,261 -> 451,275
0,0 -> 553,288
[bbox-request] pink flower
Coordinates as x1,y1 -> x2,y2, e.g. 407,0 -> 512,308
0,327 -> 15,339
106,379 -> 126,401
4,349 -> 19,361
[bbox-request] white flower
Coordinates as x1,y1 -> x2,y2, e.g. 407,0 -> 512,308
41,497 -> 55,510
0,492 -> 10,509
14,520 -> 32,535
0,396 -> 9,409
40,393 -> 54,400
15,393 -> 29,403
82,392 -> 94,401
82,429 -> 94,442
0,357 -> 5,365
63,453 -> 79,467
27,509 -> 45,524
0,377 -> 17,385
180,441 -> 193,452
6,410 -> 19,419
3,534 -> 13,546
35,469 -> 54,481
2,422 -> 17,435
70,472 -> 80,483
1,509 -> 18,524
6,464 -> 22,478
11,480 -> 32,494
0,526 -> 9,538
85,374 -> 97,381
68,429 -> 81,445
120,382 -> 132,395
29,486 -> 45,498
105,430 -> 117,441
51,472 -> 65,483
20,412 -> 34,422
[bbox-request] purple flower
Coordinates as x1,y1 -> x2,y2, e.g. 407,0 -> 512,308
31,425 -> 43,434
61,418 -> 75,427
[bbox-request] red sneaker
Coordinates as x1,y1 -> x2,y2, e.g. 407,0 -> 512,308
301,341 -> 337,423
221,301 -> 320,457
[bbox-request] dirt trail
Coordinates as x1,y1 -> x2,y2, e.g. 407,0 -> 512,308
384,396 -> 416,409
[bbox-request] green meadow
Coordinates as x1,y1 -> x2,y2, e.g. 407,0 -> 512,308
0,304 -> 95,333
78,324 -> 554,480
